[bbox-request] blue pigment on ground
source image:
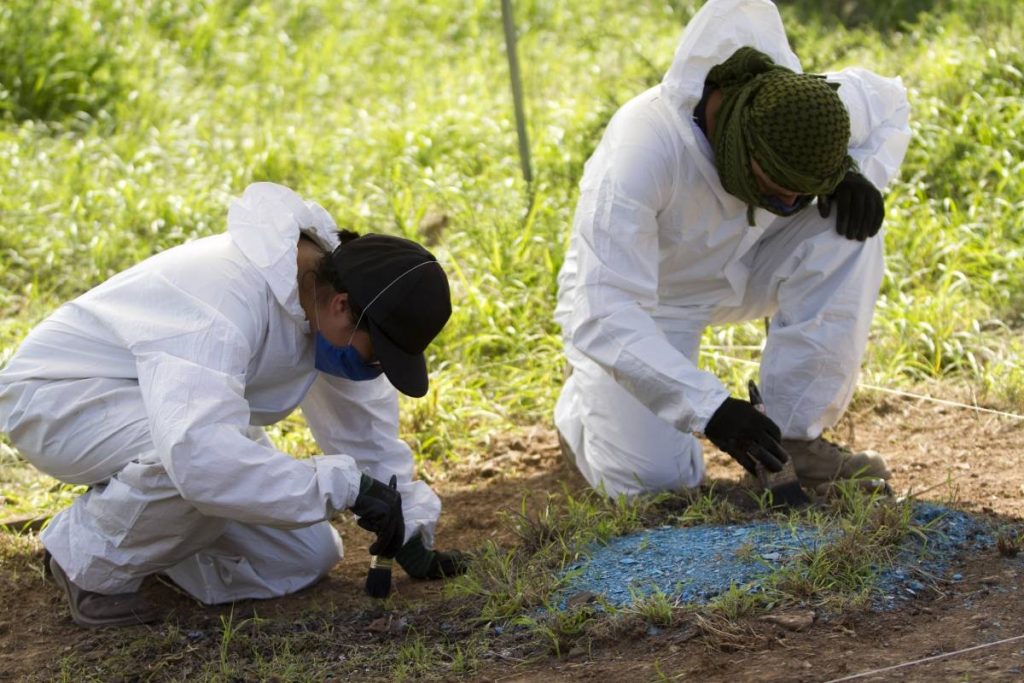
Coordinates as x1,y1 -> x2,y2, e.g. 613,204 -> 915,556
559,503 -> 994,610
873,503 -> 992,608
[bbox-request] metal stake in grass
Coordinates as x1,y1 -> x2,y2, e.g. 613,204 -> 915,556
500,0 -> 532,188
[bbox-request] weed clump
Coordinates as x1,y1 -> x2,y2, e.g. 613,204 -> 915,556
0,0 -> 125,124
995,525 -> 1023,557
445,487 -> 670,623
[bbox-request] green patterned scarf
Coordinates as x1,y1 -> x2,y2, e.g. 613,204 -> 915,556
707,47 -> 853,223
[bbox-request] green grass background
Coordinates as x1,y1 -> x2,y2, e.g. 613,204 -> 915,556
1,0 -> 1022,487
1,2 -> 1022,678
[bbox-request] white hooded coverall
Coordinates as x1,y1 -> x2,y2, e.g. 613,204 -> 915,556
0,183 -> 441,602
554,0 -> 911,497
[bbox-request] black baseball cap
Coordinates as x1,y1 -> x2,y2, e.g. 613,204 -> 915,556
331,234 -> 451,397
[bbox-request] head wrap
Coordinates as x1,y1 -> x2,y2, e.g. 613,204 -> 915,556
707,47 -> 853,223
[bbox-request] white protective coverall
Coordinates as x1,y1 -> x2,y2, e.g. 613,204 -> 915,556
554,0 -> 911,497
0,183 -> 441,602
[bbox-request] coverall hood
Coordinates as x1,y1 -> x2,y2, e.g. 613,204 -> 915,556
660,0 -> 802,209
661,0 -> 801,129
226,182 -> 341,331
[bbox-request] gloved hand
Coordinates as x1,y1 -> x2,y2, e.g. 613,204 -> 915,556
703,397 -> 789,477
395,533 -> 471,580
817,170 -> 885,241
351,474 -> 405,558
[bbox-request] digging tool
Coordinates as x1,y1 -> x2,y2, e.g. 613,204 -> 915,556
748,380 -> 812,508
364,475 -> 400,598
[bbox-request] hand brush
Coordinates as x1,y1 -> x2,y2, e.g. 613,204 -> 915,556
365,555 -> 394,598
365,475 -> 399,599
748,380 -> 812,509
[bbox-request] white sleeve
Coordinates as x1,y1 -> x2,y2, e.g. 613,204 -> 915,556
300,373 -> 441,547
130,280 -> 363,528
830,68 -> 912,189
567,109 -> 731,433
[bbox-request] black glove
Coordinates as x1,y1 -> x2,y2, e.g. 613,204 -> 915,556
351,474 -> 405,558
817,170 -> 885,241
395,533 -> 471,580
703,397 -> 788,476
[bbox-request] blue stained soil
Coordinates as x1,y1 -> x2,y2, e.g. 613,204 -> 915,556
873,503 -> 992,608
559,503 -> 995,611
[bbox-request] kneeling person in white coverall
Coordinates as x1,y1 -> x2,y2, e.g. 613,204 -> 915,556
554,0 -> 912,497
0,183 -> 466,627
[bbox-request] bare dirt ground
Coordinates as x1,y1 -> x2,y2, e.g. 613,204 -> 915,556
1,393 -> 1023,681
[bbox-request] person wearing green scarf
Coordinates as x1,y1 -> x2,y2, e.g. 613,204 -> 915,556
554,0 -> 911,501
707,46 -> 883,235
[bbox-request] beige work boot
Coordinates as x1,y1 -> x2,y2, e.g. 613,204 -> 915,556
48,552 -> 162,628
783,437 -> 891,493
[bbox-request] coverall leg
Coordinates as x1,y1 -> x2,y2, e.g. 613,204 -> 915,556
711,208 -> 885,440
557,209 -> 883,497
0,377 -> 342,602
555,317 -> 707,497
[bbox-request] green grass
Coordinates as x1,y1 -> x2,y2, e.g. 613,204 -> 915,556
2,0 -> 1023,474
0,441 -> 85,518
443,486 -> 660,622
1,0 -> 1023,677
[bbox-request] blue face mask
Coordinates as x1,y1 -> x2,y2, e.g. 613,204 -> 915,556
314,332 -> 383,381
312,282 -> 384,381
761,194 -> 812,216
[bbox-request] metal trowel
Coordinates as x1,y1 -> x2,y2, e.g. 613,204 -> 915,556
748,380 -> 812,509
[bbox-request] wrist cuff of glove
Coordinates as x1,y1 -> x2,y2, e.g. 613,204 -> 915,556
395,533 -> 436,579
703,396 -> 742,442
358,473 -> 372,495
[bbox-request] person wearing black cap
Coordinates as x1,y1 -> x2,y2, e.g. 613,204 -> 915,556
0,182 -> 466,628
304,232 -> 452,400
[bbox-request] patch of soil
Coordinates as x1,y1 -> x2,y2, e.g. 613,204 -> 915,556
1,397 -> 1023,681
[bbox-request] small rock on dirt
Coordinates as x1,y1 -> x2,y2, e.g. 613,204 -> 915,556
566,591 -> 598,608
567,643 -> 589,658
760,610 -> 815,631
367,616 -> 409,634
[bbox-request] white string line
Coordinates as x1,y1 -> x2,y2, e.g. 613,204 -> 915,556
823,633 -> 1024,682
858,382 -> 1024,421
702,351 -> 1024,421
445,348 -> 1024,421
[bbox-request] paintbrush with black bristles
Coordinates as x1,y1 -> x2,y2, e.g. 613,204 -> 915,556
365,475 -> 400,599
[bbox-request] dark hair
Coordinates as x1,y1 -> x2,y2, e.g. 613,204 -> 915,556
305,229 -> 368,328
